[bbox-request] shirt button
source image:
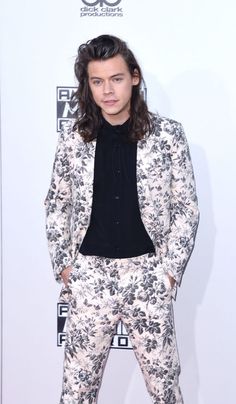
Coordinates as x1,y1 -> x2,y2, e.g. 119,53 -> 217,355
116,169 -> 121,174
115,221 -> 120,225
114,195 -> 120,200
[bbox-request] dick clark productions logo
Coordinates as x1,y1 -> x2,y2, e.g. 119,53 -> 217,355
80,0 -> 123,17
82,0 -> 121,5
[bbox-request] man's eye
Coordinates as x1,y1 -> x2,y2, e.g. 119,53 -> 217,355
113,77 -> 122,82
92,80 -> 102,86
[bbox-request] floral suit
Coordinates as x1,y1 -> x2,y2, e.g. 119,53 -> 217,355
45,114 -> 199,403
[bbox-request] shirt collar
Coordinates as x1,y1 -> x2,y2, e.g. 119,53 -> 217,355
99,117 -> 131,142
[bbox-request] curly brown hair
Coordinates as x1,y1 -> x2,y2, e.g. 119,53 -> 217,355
72,34 -> 155,142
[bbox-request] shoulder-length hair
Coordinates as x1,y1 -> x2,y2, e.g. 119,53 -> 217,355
72,34 -> 154,142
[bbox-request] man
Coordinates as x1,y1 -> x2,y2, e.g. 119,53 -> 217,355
45,34 -> 199,404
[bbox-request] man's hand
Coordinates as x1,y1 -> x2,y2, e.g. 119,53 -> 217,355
61,266 -> 73,287
167,274 -> 176,289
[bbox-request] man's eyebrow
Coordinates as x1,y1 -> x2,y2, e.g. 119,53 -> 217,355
89,73 -> 125,79
111,73 -> 125,77
89,76 -> 102,80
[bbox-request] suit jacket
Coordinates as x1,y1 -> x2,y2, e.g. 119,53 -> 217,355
45,114 -> 199,293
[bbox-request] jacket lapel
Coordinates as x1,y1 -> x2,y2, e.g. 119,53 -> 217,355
136,137 -> 150,209
136,137 -> 156,242
80,140 -> 96,226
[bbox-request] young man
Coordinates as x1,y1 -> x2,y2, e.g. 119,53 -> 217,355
45,34 -> 199,404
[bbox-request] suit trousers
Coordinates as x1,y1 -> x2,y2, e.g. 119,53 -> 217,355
59,252 -> 183,404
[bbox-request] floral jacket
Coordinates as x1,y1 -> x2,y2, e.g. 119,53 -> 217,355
45,114 -> 199,293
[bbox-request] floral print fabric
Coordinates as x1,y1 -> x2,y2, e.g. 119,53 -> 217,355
59,252 -> 183,404
45,114 -> 199,299
44,113 -> 199,403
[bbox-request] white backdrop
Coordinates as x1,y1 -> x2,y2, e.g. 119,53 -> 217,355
1,1 -> 236,403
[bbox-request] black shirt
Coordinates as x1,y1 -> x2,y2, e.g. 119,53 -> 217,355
79,117 -> 155,258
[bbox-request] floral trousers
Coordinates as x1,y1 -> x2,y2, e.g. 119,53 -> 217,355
59,252 -> 183,404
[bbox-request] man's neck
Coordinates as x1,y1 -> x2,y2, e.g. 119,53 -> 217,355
101,112 -> 130,126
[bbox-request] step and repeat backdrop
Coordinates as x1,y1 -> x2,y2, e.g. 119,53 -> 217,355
1,1 -> 236,403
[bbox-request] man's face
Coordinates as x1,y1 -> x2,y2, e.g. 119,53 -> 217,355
88,54 -> 139,125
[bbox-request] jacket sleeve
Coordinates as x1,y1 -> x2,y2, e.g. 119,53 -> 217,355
44,126 -> 73,283
162,121 -> 199,290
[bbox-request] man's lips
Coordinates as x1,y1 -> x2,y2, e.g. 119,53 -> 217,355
102,100 -> 118,106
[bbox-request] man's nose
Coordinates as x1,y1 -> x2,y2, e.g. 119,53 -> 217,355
103,80 -> 114,94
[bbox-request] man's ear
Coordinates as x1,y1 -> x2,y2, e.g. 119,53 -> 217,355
132,68 -> 140,85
